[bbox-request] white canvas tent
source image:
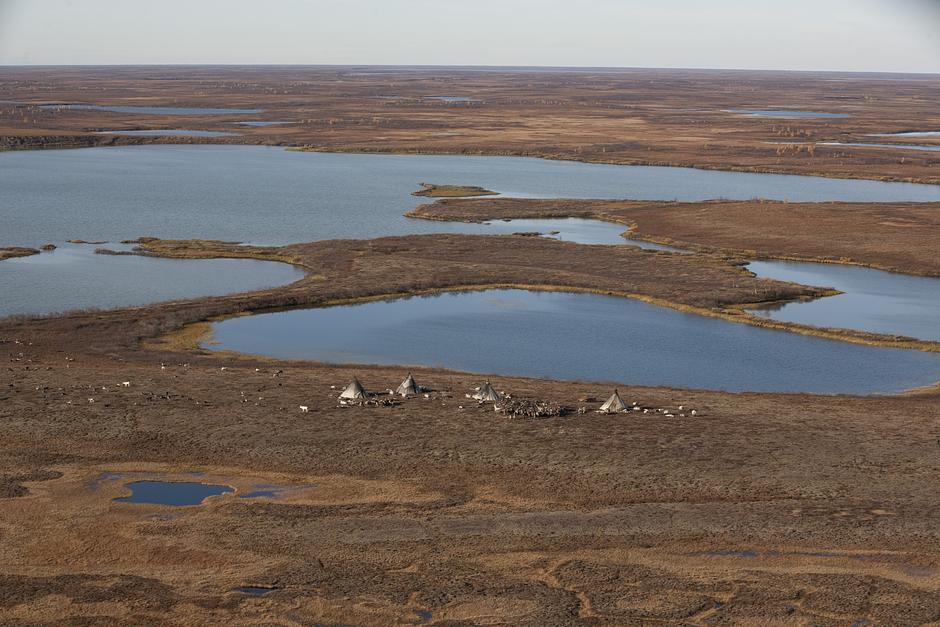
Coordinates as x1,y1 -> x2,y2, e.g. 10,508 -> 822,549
396,373 -> 420,397
599,389 -> 627,413
472,380 -> 502,402
340,377 -> 367,400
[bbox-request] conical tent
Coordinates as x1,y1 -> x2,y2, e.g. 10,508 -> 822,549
600,389 -> 626,413
340,377 -> 367,399
396,373 -> 420,397
472,380 -> 502,402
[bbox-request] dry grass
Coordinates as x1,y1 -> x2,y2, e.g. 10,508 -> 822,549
412,197 -> 940,276
411,183 -> 498,197
0,247 -> 39,261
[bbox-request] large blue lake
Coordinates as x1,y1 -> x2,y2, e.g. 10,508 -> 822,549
3,145 -> 939,247
2,145 -> 939,385
205,289 -> 940,395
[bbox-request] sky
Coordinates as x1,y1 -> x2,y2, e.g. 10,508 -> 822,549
0,0 -> 938,73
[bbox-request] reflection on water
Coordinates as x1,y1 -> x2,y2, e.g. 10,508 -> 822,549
205,289 -> 940,394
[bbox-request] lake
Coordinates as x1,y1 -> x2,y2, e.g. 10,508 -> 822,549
746,261 -> 940,342
204,289 -> 940,394
0,242 -> 303,318
3,145 -> 939,247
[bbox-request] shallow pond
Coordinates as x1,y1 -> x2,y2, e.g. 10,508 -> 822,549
97,129 -> 237,137
819,142 -> 940,153
204,289 -> 940,394
871,131 -> 940,138
427,96 -> 479,103
236,120 -> 291,126
746,261 -> 940,342
725,109 -> 850,118
115,480 -> 233,506
0,242 -> 303,318
40,104 -> 262,115
3,145 -> 939,247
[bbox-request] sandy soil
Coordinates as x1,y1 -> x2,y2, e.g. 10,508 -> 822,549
410,198 -> 940,276
1,66 -> 938,183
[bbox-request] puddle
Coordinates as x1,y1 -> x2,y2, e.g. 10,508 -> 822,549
234,586 -> 278,596
415,609 -> 433,622
114,480 -> 233,506
695,550 -> 759,558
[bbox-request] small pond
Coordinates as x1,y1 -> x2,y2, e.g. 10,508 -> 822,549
115,481 -> 233,506
204,289 -> 940,395
96,129 -> 237,137
871,131 -> 940,138
427,96 -> 478,103
40,104 -> 262,115
725,109 -> 850,118
819,142 -> 940,153
236,121 -> 291,126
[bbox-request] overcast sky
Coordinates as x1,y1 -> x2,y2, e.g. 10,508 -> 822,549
1,0 -> 938,72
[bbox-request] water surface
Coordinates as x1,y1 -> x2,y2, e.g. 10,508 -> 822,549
236,120 -> 291,127
819,142 -> 940,153
427,96 -> 478,102
0,243 -> 303,318
115,481 -> 233,506
871,131 -> 940,138
746,261 -> 940,342
97,129 -> 236,137
40,104 -> 262,115
205,289 -> 940,394
725,109 -> 850,118
4,145 -> 939,247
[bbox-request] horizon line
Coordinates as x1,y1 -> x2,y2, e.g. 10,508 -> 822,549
0,63 -> 938,77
